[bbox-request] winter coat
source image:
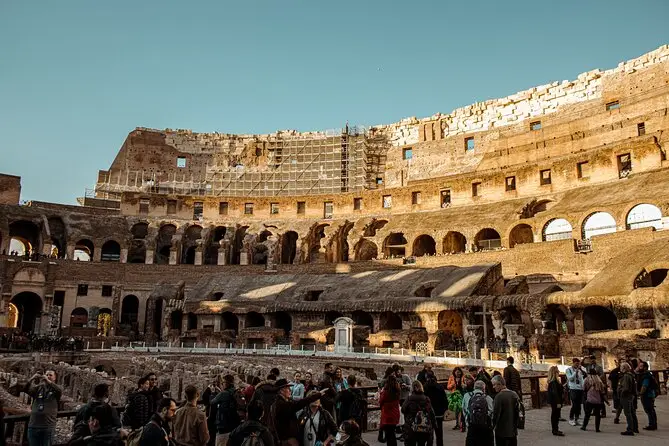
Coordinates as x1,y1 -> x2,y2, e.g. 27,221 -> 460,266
547,380 -> 563,406
423,382 -> 447,418
503,366 -> 522,395
297,407 -> 338,443
123,390 -> 151,430
211,387 -> 242,434
618,372 -> 637,399
270,392 -> 322,442
379,388 -> 400,426
250,381 -> 277,428
401,392 -> 437,433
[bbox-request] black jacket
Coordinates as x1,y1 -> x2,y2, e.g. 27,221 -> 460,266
228,420 -> 275,446
123,390 -> 152,430
139,414 -> 171,446
335,388 -> 367,424
211,387 -> 242,434
547,380 -> 563,405
298,407 -> 338,443
249,381 -> 277,428
72,401 -> 121,439
503,366 -> 522,395
401,393 -> 437,434
68,427 -> 124,446
271,392 -> 322,441
423,382 -> 447,417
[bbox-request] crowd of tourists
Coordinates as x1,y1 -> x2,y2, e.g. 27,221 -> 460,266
549,354 -> 660,436
6,356 -> 662,446
0,333 -> 86,352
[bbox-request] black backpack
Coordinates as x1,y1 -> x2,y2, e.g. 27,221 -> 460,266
348,391 -> 366,420
467,393 -> 491,428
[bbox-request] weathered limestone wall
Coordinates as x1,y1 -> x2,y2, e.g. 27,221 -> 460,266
0,174 -> 21,206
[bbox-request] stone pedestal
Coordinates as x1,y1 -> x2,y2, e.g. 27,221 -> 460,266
194,248 -> 203,266
145,250 -> 154,264
218,248 -> 228,265
334,317 -> 354,353
239,252 -> 249,265
120,248 -> 128,263
169,248 -> 178,265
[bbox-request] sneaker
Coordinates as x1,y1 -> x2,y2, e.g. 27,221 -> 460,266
552,431 -> 565,436
569,419 -> 576,426
580,427 -> 586,431
643,426 -> 657,431
560,418 -> 567,422
634,429 -> 640,434
621,431 -> 634,436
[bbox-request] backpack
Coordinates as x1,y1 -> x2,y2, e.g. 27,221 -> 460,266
410,402 -> 432,433
348,391 -> 365,420
240,430 -> 265,446
467,393 -> 491,428
515,398 -> 525,430
125,420 -> 163,446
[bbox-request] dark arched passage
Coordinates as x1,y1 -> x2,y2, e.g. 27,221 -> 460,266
443,232 -> 466,254
383,233 -> 407,258
351,310 -> 374,333
474,228 -> 501,251
246,312 -> 265,328
508,224 -> 534,248
583,306 -> 618,332
70,307 -> 89,328
354,239 -> 378,261
10,292 -> 43,333
272,311 -> 292,335
170,310 -> 183,333
221,312 -> 239,334
120,295 -> 139,327
379,311 -> 402,330
101,240 -> 121,262
412,235 -> 436,257
280,231 -> 299,264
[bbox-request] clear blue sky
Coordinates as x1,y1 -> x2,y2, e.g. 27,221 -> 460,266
1,1 -> 668,204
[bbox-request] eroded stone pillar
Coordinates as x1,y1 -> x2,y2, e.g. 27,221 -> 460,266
169,247 -> 178,265
194,247 -> 203,266
120,248 -> 128,263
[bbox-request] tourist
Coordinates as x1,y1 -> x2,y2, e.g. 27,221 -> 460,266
228,400 -> 274,446
333,368 -> 349,393
250,374 -> 278,428
73,383 -> 121,439
270,368 -> 280,380
204,377 -> 224,446
211,375 -> 244,446
173,385 -> 209,446
580,368 -> 608,432
462,380 -> 493,446
416,365 -> 432,385
338,420 -> 369,446
69,405 -> 124,446
303,372 -> 315,394
638,361 -> 658,431
618,362 -> 639,436
458,374 -> 476,433
122,377 -> 152,430
502,357 -> 522,397
379,374 -> 400,446
146,372 -> 163,412
243,376 -> 261,402
546,366 -> 564,436
565,357 -> 585,426
335,375 -> 367,426
609,359 -> 623,424
139,397 -> 177,446
423,373 -> 446,446
491,375 -> 519,446
291,372 -> 305,401
474,367 -> 494,397
25,370 -> 62,446
297,390 -> 338,446
318,363 -> 336,419
587,355 -> 606,417
401,380 -> 436,446
270,379 -> 327,446
446,366 -> 464,431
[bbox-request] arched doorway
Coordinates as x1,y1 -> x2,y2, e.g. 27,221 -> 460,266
221,312 -> 239,334
101,240 -> 121,262
583,306 -> 618,332
120,295 -> 139,330
187,312 -> 198,330
128,223 -> 148,264
97,308 -> 112,336
307,224 -> 329,263
205,226 -> 227,265
70,307 -> 89,328
351,310 -> 374,333
474,228 -> 501,251
542,218 -> 573,241
443,232 -> 466,254
383,233 -> 407,258
379,311 -> 402,330
246,312 -> 265,328
10,292 -> 43,333
582,212 -> 617,239
155,225 -> 177,264
354,239 -> 378,261
170,310 -> 183,333
412,235 -> 436,257
182,226 -> 203,265
272,312 -> 292,337
74,239 -> 95,261
626,203 -> 663,230
279,231 -> 298,264
508,224 -> 534,248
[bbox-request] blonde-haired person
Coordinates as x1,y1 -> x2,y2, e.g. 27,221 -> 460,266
581,369 -> 608,432
401,381 -> 437,446
546,366 -> 564,436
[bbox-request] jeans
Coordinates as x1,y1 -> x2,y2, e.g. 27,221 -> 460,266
27,427 -> 54,446
582,402 -> 603,431
621,396 -> 638,433
640,395 -> 657,428
466,427 -> 493,446
404,432 -> 430,446
381,425 -> 397,446
433,416 -> 444,446
569,389 -> 583,421
550,403 -> 561,433
495,435 -> 518,446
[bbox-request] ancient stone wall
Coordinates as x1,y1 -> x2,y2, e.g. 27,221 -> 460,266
0,174 -> 21,206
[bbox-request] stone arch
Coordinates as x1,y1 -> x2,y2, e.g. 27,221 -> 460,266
582,212 -> 617,239
508,224 -> 534,248
231,226 -> 248,265
354,239 -> 378,261
205,226 -> 227,265
351,310 -> 374,333
10,292 -> 43,333
252,230 -> 272,265
187,312 -> 198,330
272,311 -> 292,336
70,307 -> 89,328
634,268 -> 669,288
383,232 -> 407,258
120,295 -> 139,328
626,203 -> 663,230
544,304 -> 571,334
325,311 -> 344,325
332,222 -> 354,262
145,297 -> 165,339
74,239 -> 95,261
583,306 -> 618,332
221,312 -> 239,334
170,310 -> 183,333
474,228 -> 502,251
246,311 -> 265,328
100,240 -> 121,262
412,235 -> 436,257
13,267 -> 46,283
47,217 -> 67,259
442,231 -> 466,254
307,224 -> 329,263
182,225 -> 203,265
9,220 -> 41,256
362,219 -> 388,237
379,311 -> 402,330
155,225 -> 177,264
128,223 -> 148,263
281,231 -> 299,264
542,218 -> 573,242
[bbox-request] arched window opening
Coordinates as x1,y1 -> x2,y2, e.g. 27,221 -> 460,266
354,239 -> 378,261
9,221 -> 40,257
10,292 -> 43,333
634,268 -> 669,288
383,233 -> 407,258
508,224 -> 534,248
221,312 -> 239,334
308,224 -> 329,263
582,212 -> 617,240
543,218 -> 573,242
325,311 -> 344,325
351,310 -> 374,333
131,223 -> 149,239
626,204 -> 663,230
101,240 -> 121,262
272,311 -> 292,335
231,226 -> 248,265
120,295 -> 139,327
583,306 -> 618,332
182,225 -> 203,265
281,231 -> 299,264
412,235 -> 436,257
443,232 -> 466,254
246,312 -> 265,328
379,311 -> 402,330
74,239 -> 94,261
170,310 -> 183,333
474,228 -> 502,251
187,312 -> 198,330
155,225 -> 177,265
47,217 -> 67,259
70,307 -> 89,328
205,226 -> 227,265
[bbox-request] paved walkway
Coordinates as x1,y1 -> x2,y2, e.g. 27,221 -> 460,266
363,396 -> 669,445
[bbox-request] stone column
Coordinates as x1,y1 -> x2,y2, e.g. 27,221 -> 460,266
492,311 -> 505,338
145,250 -> 154,264
169,247 -> 178,265
194,246 -> 203,266
41,242 -> 52,257
120,248 -> 128,264
66,244 -> 75,260
217,241 -> 228,265
93,248 -> 102,262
